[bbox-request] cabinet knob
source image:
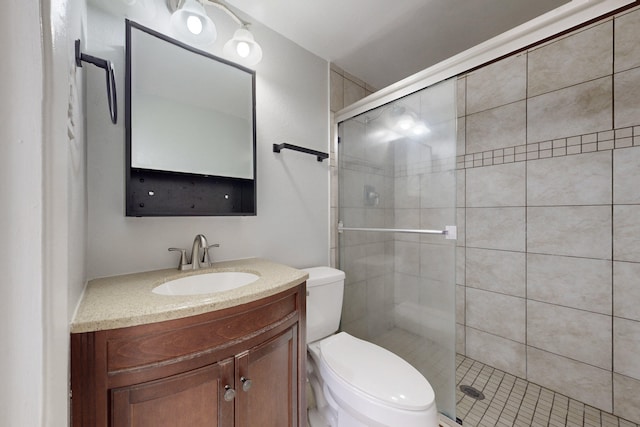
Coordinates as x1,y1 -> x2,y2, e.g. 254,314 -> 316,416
241,376 -> 252,392
223,385 -> 236,401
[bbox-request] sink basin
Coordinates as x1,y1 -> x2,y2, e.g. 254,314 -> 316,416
152,272 -> 260,296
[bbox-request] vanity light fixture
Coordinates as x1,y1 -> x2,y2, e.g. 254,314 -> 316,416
169,0 -> 263,66
223,26 -> 263,66
170,0 -> 217,45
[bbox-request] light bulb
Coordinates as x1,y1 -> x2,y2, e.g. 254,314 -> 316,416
398,117 -> 414,130
186,15 -> 203,35
236,41 -> 251,58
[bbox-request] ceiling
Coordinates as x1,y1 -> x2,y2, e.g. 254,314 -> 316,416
226,0 -> 571,89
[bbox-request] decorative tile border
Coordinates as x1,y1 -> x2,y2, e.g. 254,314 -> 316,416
457,126 -> 640,170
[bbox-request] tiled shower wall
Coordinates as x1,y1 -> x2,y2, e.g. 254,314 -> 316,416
329,65 -> 376,268
456,6 -> 640,424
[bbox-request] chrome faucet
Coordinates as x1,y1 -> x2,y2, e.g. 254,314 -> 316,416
191,234 -> 209,269
169,234 -> 220,271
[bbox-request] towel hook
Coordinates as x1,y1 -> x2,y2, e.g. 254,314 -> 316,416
75,39 -> 117,124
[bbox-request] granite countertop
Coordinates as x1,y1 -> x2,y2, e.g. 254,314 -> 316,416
71,258 -> 308,334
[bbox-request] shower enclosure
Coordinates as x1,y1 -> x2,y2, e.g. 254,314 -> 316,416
337,78 -> 458,420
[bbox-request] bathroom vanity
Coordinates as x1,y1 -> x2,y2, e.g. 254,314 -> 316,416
70,259 -> 307,427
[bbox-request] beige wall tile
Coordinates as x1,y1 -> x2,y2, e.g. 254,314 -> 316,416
528,22 -> 612,97
527,206 -> 612,259
466,327 -> 526,378
614,8 -> 640,73
395,240 -> 420,276
365,241 -> 389,278
343,77 -> 366,108
342,69 -> 366,88
394,175 -> 420,208
456,246 -> 465,286
528,300 -> 612,369
614,205 -> 640,262
456,284 -> 465,324
614,67 -> 640,129
467,54 -> 527,114
340,208 -> 367,246
614,317 -> 640,380
393,272 -> 419,305
456,207 -> 465,247
466,101 -> 526,153
457,116 -> 466,156
614,261 -> 640,322
456,170 -> 465,208
614,373 -> 640,423
527,151 -> 612,206
457,77 -> 466,118
527,77 -> 612,143
339,118 -> 366,161
456,323 -> 466,355
467,207 -> 525,252
421,170 -> 456,209
342,243 -> 368,285
466,248 -> 526,297
330,70 -> 344,112
467,162 -> 526,207
614,147 -> 640,204
420,208 -> 456,245
466,288 -> 525,342
342,280 -> 366,324
420,242 -> 455,283
527,347 -> 612,413
394,208 -> 420,242
528,253 -> 612,315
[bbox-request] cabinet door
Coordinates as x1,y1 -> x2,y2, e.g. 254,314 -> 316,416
111,358 -> 234,427
235,326 -> 299,427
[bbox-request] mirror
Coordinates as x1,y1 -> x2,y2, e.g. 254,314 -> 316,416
125,20 -> 256,216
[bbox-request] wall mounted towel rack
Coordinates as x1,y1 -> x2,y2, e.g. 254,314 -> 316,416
273,143 -> 329,162
75,39 -> 117,124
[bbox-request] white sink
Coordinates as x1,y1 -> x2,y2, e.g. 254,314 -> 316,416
152,271 -> 260,296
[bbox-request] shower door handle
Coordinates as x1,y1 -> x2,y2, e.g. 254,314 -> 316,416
337,222 -> 457,240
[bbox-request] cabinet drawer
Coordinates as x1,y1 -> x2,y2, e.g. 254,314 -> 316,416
106,292 -> 297,372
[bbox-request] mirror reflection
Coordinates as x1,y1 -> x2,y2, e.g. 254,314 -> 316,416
130,22 -> 254,178
126,21 -> 256,216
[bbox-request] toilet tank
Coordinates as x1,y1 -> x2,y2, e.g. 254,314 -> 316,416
302,267 -> 345,344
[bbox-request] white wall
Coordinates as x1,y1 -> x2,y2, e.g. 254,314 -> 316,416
41,0 -> 89,425
86,5 -> 329,279
0,3 -> 45,425
1,0 -> 88,425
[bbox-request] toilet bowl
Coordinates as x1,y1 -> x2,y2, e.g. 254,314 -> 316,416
303,267 -> 438,427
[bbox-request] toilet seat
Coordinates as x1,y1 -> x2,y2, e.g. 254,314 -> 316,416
318,332 -> 435,411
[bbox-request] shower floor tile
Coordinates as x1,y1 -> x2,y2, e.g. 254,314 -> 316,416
369,328 -> 638,427
456,354 -> 639,427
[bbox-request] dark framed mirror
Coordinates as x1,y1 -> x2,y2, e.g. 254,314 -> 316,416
125,20 -> 256,216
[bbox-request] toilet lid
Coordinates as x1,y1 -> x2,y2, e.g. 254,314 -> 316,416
319,332 -> 435,411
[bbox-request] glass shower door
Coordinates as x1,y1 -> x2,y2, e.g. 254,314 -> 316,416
337,78 -> 457,420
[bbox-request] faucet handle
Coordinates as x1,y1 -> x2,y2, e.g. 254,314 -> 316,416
202,244 -> 220,267
168,248 -> 188,270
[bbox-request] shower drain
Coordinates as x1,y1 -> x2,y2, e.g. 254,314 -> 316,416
459,385 -> 485,400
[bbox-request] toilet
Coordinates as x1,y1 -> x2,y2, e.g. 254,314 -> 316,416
303,266 -> 439,427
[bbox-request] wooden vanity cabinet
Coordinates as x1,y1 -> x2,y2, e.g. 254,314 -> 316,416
71,283 -> 306,427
